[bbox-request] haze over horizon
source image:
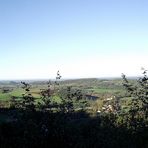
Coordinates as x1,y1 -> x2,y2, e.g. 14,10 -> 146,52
0,0 -> 148,80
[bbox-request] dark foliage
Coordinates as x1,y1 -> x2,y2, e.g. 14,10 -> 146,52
1,108 -> 147,148
20,81 -> 35,111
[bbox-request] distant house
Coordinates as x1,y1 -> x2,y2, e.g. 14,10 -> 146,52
106,96 -> 116,101
85,95 -> 98,100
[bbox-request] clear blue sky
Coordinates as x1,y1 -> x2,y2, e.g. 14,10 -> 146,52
0,0 -> 148,80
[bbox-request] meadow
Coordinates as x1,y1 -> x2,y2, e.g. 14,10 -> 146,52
0,79 -> 125,100
0,78 -> 130,112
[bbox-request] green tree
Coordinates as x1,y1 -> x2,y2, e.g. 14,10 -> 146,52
122,69 -> 148,130
21,81 -> 35,111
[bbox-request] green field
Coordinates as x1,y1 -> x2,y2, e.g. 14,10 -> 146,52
0,78 -> 131,110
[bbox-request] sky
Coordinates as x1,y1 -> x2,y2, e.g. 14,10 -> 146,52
0,0 -> 148,80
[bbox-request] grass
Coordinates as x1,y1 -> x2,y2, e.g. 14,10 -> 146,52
0,93 -> 12,100
0,88 -> 24,100
87,88 -> 124,94
0,88 -> 43,101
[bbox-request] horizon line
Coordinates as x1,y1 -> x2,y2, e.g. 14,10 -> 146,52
0,76 -> 140,81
